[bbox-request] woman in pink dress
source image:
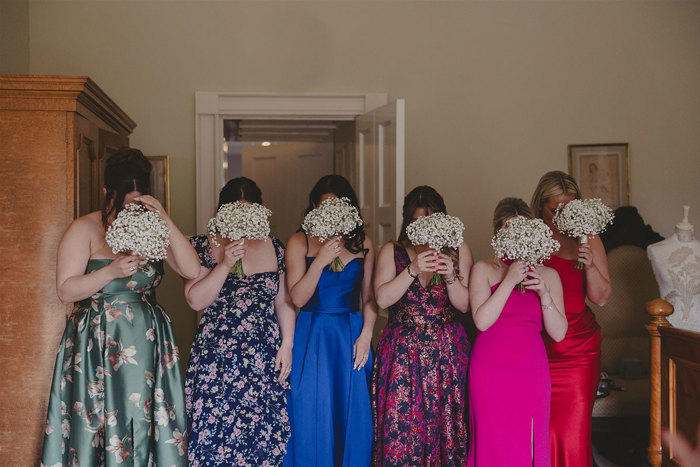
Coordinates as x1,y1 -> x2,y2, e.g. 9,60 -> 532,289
468,198 -> 567,467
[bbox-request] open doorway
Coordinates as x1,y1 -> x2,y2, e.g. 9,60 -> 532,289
195,92 -> 404,253
222,119 -> 355,243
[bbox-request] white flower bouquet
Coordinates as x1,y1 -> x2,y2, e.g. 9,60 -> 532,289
207,201 -> 272,277
106,204 -> 170,279
301,197 -> 363,272
553,198 -> 614,269
491,216 -> 560,291
405,212 -> 465,285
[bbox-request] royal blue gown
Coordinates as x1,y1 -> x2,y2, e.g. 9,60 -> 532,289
283,253 -> 373,466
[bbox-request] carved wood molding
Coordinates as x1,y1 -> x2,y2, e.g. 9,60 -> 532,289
646,299 -> 674,466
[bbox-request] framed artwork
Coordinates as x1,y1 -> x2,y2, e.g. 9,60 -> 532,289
146,155 -> 170,215
568,143 -> 629,208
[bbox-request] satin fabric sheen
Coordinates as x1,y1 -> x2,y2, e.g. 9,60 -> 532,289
543,255 -> 601,467
283,257 -> 373,466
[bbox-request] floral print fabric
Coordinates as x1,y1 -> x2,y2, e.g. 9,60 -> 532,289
185,236 -> 289,466
371,245 -> 470,466
41,259 -> 187,467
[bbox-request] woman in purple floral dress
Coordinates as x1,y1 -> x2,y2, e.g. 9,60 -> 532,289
372,186 -> 473,466
184,178 -> 296,466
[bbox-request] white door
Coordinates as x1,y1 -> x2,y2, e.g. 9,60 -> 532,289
355,100 -> 405,247
242,142 -> 333,243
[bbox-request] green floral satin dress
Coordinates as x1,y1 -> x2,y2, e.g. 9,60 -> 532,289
41,259 -> 187,466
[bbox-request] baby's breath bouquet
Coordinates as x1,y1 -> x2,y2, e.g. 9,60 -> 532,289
491,216 -> 560,292
553,198 -> 614,269
106,204 -> 170,279
207,201 -> 272,277
301,197 -> 363,272
405,212 -> 465,285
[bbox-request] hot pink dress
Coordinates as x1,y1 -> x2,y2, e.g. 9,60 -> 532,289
468,282 -> 551,467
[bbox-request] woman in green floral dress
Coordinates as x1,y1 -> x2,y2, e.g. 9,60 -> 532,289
41,148 -> 200,466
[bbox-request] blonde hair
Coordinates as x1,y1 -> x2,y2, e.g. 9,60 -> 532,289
530,171 -> 581,219
493,197 -> 533,235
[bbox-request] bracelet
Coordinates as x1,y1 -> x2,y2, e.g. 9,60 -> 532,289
541,301 -> 554,311
406,264 -> 419,278
444,273 -> 457,285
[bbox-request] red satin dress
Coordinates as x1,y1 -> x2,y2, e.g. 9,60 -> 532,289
543,255 -> 601,467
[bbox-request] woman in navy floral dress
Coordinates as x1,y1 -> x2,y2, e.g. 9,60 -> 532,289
184,178 -> 296,466
371,186 -> 473,466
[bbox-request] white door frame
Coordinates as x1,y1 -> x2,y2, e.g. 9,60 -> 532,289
195,92 -> 388,233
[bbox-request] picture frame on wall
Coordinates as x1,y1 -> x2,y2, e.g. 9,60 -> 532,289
568,143 -> 629,208
146,155 -> 170,215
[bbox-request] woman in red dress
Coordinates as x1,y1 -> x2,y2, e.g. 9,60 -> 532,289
531,171 -> 612,467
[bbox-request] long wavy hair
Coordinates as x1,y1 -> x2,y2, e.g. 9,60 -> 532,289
530,171 -> 581,220
102,147 -> 152,227
397,185 -> 459,269
301,174 -> 366,254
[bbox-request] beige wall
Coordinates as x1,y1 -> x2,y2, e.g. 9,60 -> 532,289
1,0 -> 30,73
25,0 -> 700,359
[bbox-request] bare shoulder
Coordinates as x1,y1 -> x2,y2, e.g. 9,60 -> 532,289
538,265 -> 560,282
472,260 -> 495,277
286,231 -> 306,252
66,211 -> 101,236
377,241 -> 397,258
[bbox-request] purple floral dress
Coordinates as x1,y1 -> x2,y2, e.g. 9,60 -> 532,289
185,236 -> 290,466
371,245 -> 470,466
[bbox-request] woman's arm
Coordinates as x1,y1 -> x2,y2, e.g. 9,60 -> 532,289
436,242 -> 473,313
273,270 -> 296,384
580,235 -> 611,306
374,243 -> 437,309
183,240 -> 246,311
470,261 -> 525,332
286,233 -> 340,308
56,217 -> 139,304
353,237 -> 378,370
137,195 -> 200,280
523,266 -> 567,342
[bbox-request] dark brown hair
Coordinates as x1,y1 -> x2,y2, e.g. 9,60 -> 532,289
102,147 -> 151,226
397,185 -> 459,267
218,177 -> 263,209
302,174 -> 366,254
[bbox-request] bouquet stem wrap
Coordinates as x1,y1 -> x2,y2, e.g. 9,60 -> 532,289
331,256 -> 344,272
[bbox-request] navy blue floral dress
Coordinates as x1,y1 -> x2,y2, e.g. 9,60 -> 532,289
185,236 -> 290,466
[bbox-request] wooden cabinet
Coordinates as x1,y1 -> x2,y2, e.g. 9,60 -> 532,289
0,75 -> 135,464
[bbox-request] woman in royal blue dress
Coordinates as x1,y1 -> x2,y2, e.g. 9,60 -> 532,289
184,177 -> 297,466
283,175 -> 377,466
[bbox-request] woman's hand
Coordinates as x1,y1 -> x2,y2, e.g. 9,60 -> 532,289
353,334 -> 372,370
314,237 -> 342,268
504,260 -> 528,289
435,252 -> 455,279
110,254 -> 141,279
274,342 -> 293,385
134,195 -> 169,221
523,267 -> 550,299
221,239 -> 247,270
578,242 -> 593,269
410,249 -> 438,275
